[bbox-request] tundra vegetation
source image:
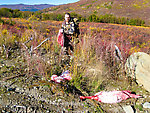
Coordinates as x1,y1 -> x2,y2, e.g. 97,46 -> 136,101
0,11 -> 150,112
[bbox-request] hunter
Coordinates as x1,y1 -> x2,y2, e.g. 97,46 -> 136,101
60,13 -> 80,55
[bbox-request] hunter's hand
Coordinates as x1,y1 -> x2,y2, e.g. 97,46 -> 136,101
60,29 -> 64,33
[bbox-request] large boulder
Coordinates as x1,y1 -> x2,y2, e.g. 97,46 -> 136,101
125,52 -> 150,92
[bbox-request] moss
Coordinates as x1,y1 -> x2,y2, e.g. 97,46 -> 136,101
135,104 -> 143,111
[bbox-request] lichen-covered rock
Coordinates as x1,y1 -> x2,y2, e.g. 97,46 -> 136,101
143,102 -> 150,109
123,105 -> 134,113
125,52 -> 150,92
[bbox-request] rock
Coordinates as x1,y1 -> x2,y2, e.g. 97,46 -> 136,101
143,102 -> 150,109
0,97 -> 2,105
15,87 -> 20,92
0,47 -> 2,53
109,106 -> 125,113
125,52 -> 150,92
123,105 -> 134,113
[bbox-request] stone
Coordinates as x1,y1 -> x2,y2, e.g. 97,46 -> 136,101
15,87 -> 20,92
109,106 -> 125,113
125,52 -> 150,92
0,47 -> 2,53
143,102 -> 150,109
123,105 -> 134,113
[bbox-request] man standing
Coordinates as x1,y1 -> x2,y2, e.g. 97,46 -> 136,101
60,13 -> 79,55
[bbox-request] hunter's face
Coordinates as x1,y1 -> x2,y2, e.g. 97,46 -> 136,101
65,14 -> 70,22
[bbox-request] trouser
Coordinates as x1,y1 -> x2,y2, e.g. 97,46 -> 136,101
61,33 -> 79,55
62,34 -> 73,55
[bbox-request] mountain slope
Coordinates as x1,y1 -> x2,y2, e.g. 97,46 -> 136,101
43,0 -> 150,25
0,4 -> 55,12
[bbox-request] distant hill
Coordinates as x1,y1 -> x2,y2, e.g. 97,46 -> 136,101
0,4 -> 55,12
42,0 -> 150,25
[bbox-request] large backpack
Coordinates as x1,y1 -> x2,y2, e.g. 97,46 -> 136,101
72,17 -> 80,37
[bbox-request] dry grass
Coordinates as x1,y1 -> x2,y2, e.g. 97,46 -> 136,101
0,18 -> 150,112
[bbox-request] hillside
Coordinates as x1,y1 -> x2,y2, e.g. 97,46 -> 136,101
0,18 -> 150,112
43,0 -> 150,25
0,4 -> 55,12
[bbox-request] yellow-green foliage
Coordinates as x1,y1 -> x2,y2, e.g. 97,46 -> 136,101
0,24 -> 17,47
50,7 -> 59,11
133,0 -> 150,8
133,4 -> 142,8
96,5 -> 100,9
21,29 -> 34,43
86,4 -> 92,9
101,2 -> 113,9
28,14 -> 40,21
